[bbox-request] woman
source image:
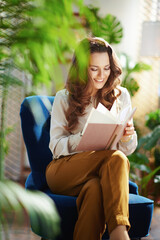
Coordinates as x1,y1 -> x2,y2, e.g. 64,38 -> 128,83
46,37 -> 137,240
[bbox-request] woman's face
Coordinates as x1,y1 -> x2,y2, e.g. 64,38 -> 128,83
87,52 -> 111,96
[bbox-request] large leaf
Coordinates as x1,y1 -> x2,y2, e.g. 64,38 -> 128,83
129,152 -> 151,173
137,134 -> 149,150
141,166 -> 160,189
100,14 -> 123,44
0,180 -> 60,239
139,125 -> 160,150
121,77 -> 139,97
120,54 -> 149,97
120,53 -> 151,97
131,62 -> 152,73
128,152 -> 149,165
145,109 -> 160,130
130,162 -> 150,173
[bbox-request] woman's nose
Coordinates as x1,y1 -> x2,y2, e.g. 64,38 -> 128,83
97,69 -> 104,78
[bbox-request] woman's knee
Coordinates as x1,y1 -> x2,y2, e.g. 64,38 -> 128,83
111,150 -> 130,169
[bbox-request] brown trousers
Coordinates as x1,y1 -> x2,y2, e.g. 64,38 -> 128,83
46,150 -> 130,240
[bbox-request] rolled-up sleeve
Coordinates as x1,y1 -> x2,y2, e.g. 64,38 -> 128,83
117,88 -> 138,156
118,131 -> 138,156
49,90 -> 82,159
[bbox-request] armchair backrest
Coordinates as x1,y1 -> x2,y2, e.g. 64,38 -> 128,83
20,95 -> 54,190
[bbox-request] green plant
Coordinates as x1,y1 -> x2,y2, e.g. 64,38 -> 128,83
120,53 -> 152,96
145,110 -> 160,200
83,5 -> 123,44
154,146 -> 160,200
0,0 -> 91,238
0,181 -> 60,240
145,109 -> 160,130
145,110 -> 160,171
154,146 -> 160,169
128,125 -> 160,196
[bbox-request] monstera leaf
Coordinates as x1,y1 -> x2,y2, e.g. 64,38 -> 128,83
82,6 -> 123,45
100,14 -> 123,44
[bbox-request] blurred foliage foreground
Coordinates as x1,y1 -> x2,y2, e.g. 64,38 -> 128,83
0,181 -> 60,240
0,0 -> 93,238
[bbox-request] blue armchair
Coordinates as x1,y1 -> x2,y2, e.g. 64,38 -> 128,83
20,95 -> 154,240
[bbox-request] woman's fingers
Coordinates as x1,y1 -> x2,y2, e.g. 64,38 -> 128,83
125,127 -> 134,135
123,122 -> 135,136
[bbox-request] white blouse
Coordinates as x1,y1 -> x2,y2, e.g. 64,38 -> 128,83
49,87 -> 137,159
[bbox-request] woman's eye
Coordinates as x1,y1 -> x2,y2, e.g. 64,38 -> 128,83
90,68 -> 97,71
104,67 -> 110,71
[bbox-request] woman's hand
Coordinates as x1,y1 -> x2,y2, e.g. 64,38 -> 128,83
120,121 -> 135,142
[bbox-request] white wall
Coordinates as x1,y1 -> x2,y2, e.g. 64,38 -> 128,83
84,0 -> 141,61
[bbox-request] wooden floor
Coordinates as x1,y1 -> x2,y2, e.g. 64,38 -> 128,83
1,207 -> 160,240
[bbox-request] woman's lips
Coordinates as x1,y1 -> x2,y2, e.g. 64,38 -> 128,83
94,79 -> 104,82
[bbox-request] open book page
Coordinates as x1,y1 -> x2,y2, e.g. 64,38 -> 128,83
106,107 -> 137,150
118,105 -> 132,123
82,103 -> 116,135
76,103 -> 136,152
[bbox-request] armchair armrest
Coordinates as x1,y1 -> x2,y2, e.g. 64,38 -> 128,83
129,180 -> 138,195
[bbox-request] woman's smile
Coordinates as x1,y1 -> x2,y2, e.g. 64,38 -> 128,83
94,79 -> 104,82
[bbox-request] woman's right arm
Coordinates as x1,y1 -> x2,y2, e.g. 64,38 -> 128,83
49,90 -> 82,159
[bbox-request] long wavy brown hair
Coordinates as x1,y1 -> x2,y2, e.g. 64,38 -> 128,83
65,37 -> 122,133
